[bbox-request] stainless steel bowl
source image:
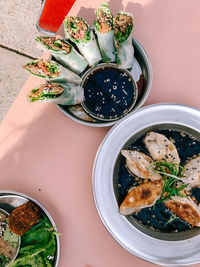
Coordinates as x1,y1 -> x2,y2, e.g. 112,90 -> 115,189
57,37 -> 152,127
93,103 -> 200,266
0,191 -> 60,267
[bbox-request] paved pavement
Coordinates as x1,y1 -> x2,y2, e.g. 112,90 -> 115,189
0,0 -> 43,122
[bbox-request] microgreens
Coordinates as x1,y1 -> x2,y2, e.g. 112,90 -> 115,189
148,161 -> 189,203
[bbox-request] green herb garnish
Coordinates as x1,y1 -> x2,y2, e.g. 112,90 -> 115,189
149,161 -> 189,203
166,213 -> 177,224
54,40 -> 62,48
45,63 -> 59,75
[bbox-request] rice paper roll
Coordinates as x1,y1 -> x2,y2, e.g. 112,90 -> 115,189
64,16 -> 102,67
114,11 -> 134,69
48,64 -> 82,85
130,57 -> 142,82
27,82 -> 84,105
94,3 -> 115,62
23,59 -> 82,85
35,36 -> 88,74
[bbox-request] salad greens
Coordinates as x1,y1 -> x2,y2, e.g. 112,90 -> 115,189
8,214 -> 59,267
0,254 -> 10,266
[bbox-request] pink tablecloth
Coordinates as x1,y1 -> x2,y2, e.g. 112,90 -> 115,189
0,0 -> 200,266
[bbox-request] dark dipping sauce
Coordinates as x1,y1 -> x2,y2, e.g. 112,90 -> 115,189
115,130 -> 200,233
82,66 -> 136,120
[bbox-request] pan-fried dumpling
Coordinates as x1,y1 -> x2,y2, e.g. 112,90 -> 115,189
144,132 -> 180,164
121,150 -> 161,180
164,196 -> 200,227
180,155 -> 200,188
120,180 -> 163,215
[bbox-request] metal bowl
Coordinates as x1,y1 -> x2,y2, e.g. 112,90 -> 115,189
93,103 -> 200,266
0,191 -> 60,267
57,37 -> 152,127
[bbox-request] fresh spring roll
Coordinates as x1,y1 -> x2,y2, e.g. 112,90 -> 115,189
114,11 -> 134,69
64,16 -> 102,67
94,3 -> 115,62
35,36 -> 88,74
23,59 -> 82,85
27,82 -> 84,105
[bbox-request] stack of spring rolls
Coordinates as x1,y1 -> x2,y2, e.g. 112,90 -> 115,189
26,3 -> 135,106
64,3 -> 134,68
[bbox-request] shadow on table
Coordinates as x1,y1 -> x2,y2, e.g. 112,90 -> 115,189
57,0 -> 143,36
76,0 -> 141,24
0,103 -> 108,233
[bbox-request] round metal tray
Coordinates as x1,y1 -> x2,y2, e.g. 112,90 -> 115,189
57,37 -> 152,127
93,103 -> 200,266
0,191 -> 60,267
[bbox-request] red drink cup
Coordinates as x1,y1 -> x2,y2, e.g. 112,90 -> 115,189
37,0 -> 76,35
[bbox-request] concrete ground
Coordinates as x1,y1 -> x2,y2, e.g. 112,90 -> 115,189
0,0 -> 44,122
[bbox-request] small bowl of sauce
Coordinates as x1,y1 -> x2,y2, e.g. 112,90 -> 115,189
81,63 -> 138,121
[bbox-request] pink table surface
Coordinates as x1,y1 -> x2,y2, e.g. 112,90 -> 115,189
1,0 -> 200,266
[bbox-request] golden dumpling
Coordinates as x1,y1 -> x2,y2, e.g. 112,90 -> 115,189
120,180 -> 163,215
121,150 -> 161,180
144,132 -> 180,164
164,196 -> 200,227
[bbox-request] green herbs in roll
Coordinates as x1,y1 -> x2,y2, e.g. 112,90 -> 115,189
23,59 -> 82,85
35,36 -> 88,74
27,82 -> 84,105
94,3 -> 115,62
64,16 -> 102,67
114,11 -> 134,69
